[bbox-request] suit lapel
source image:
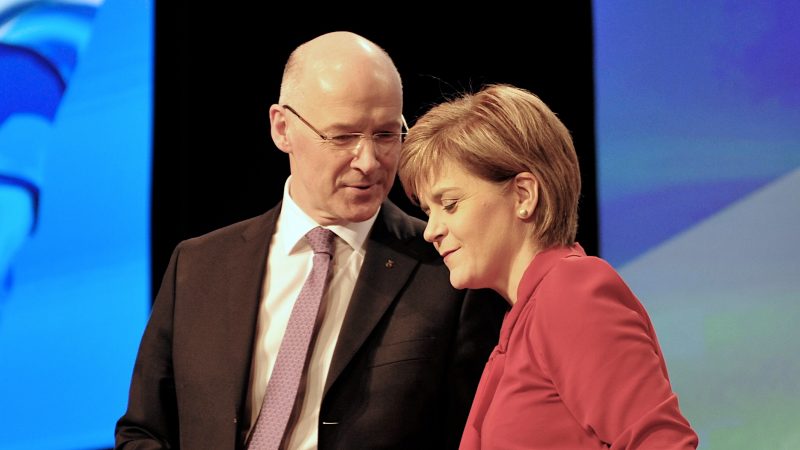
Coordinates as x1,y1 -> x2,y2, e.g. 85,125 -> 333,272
217,201 -> 424,406
222,205 -> 281,419
324,203 -> 421,395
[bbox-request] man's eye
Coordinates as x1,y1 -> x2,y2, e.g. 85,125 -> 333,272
373,132 -> 402,144
443,201 -> 457,211
329,134 -> 360,146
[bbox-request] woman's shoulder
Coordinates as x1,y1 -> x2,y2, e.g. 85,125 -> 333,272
533,250 -> 638,316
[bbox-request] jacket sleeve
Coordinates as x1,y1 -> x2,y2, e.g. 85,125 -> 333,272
443,288 -> 507,449
115,246 -> 182,449
530,257 -> 698,449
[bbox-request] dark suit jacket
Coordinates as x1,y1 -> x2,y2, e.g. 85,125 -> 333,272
115,200 -> 506,449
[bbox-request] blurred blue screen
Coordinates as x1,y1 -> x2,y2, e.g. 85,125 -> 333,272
595,1 -> 800,448
0,1 -> 152,448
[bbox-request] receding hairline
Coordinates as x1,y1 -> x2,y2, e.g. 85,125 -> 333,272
278,32 -> 401,104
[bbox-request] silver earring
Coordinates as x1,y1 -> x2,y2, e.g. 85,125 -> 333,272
518,208 -> 528,218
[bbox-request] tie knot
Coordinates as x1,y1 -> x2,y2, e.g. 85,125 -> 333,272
306,227 -> 335,256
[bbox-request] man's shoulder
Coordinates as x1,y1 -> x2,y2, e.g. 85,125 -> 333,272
379,200 -> 426,235
177,205 -> 279,253
376,200 -> 439,262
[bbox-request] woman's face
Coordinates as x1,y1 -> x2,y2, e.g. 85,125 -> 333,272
418,161 -> 523,293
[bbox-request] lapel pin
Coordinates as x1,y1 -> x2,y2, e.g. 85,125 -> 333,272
385,259 -> 395,269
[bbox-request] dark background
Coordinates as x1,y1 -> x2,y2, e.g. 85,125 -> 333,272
152,4 -> 597,297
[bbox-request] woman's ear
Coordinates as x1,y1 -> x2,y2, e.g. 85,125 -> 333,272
269,104 -> 291,154
513,172 -> 539,220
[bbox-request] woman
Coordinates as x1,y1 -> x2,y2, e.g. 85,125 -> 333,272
399,85 -> 698,449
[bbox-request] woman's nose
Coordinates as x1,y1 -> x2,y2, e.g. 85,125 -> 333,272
423,213 -> 444,244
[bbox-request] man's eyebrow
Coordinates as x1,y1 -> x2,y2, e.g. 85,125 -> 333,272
327,117 -> 403,132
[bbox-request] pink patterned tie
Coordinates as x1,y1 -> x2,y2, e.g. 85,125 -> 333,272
248,227 -> 335,450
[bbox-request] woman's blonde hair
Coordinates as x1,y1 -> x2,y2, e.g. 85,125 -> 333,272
399,84 -> 581,248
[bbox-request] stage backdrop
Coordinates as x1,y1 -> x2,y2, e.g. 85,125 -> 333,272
0,1 -> 152,449
595,1 -> 800,448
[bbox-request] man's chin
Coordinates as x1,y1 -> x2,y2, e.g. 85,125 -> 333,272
346,208 -> 381,223
340,201 -> 383,223
343,184 -> 384,198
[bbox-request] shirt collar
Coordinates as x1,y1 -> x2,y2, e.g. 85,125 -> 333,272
276,176 -> 378,255
515,243 -> 586,303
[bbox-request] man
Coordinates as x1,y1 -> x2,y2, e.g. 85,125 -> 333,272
116,31 -> 505,449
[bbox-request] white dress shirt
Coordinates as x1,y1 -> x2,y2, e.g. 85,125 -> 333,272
246,177 -> 377,449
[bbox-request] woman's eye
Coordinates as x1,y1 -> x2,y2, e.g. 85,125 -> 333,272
443,201 -> 457,211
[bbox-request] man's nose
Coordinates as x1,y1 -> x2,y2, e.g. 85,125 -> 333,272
350,137 -> 380,173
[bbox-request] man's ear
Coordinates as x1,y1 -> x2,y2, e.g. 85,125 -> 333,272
269,104 -> 290,154
513,172 -> 539,220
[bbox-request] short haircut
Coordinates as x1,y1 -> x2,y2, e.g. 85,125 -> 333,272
399,84 -> 581,248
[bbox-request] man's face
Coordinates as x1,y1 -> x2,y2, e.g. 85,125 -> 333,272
273,78 -> 404,225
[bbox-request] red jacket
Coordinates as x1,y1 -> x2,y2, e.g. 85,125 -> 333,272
460,244 -> 698,449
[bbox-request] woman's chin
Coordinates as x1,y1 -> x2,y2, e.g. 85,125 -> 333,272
448,274 -> 474,291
